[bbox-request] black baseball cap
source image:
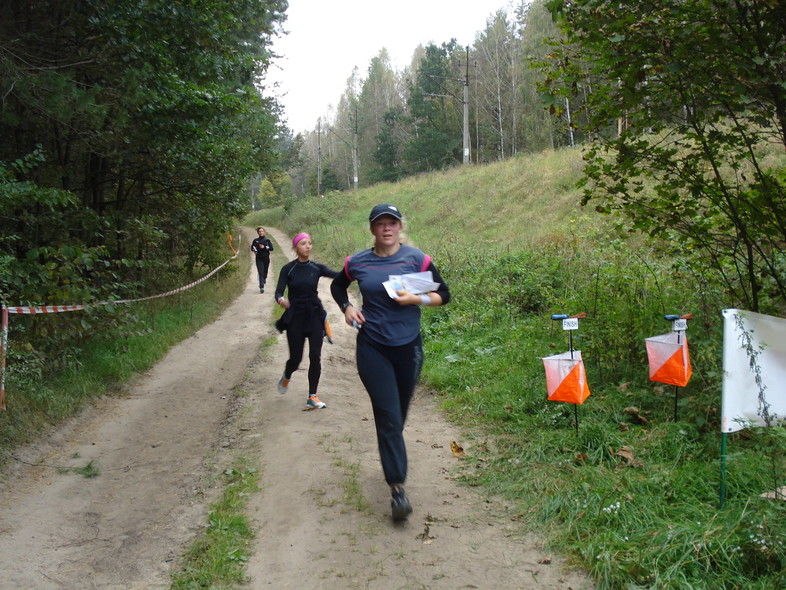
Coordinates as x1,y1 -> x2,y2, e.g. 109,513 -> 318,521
369,203 -> 403,222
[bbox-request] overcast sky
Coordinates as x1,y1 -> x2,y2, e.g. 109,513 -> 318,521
264,0 -> 511,133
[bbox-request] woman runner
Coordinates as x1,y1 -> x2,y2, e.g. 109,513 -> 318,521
330,204 -> 451,520
274,232 -> 339,410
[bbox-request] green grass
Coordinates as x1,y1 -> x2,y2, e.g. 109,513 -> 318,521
260,145 -> 596,271
170,461 -> 260,589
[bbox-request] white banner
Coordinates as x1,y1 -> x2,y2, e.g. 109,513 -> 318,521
721,309 -> 786,433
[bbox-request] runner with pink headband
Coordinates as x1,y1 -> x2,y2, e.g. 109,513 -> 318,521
292,232 -> 311,248
273,231 -> 339,410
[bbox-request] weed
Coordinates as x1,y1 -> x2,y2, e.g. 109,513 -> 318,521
73,460 -> 100,479
170,462 -> 260,589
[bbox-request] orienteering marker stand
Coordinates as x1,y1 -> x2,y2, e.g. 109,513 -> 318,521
645,313 -> 693,421
542,312 -> 591,433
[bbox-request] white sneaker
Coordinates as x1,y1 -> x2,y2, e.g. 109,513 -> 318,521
305,395 -> 326,409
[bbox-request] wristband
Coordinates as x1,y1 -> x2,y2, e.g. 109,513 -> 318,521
420,294 -> 431,306
341,302 -> 353,312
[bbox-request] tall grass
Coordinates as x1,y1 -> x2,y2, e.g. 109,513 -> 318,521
419,223 -> 785,588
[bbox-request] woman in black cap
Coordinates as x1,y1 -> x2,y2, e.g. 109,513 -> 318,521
330,204 -> 451,521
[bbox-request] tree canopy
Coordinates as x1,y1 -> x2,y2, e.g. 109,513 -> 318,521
539,0 -> 786,312
1,0 -> 287,315
288,1 -> 581,196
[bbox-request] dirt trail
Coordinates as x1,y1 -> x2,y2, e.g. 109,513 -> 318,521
0,227 -> 592,590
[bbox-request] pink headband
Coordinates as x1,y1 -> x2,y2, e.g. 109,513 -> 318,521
292,232 -> 311,248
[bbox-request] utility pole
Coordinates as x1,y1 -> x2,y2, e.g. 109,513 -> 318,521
317,119 -> 323,196
352,104 -> 359,191
463,46 -> 471,165
424,49 -> 474,166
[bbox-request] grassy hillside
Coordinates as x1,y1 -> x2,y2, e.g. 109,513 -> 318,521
251,146 -> 595,266
249,146 -> 786,590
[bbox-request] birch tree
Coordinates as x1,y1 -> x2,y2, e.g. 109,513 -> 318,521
474,10 -> 519,161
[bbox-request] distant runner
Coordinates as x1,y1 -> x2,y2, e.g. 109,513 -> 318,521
251,226 -> 274,293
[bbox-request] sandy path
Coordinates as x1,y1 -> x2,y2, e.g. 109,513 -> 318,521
0,227 -> 592,590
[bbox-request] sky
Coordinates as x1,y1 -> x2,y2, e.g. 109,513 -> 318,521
265,0 -> 510,133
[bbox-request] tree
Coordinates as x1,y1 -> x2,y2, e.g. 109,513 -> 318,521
358,49 -> 404,183
541,0 -> 786,312
371,107 -> 406,183
474,10 -> 519,161
517,0 -> 561,152
257,177 -> 282,208
404,42 -> 463,172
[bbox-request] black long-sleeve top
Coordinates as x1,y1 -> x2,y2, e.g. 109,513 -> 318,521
275,259 -> 339,333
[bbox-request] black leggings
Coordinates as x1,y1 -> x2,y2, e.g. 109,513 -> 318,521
356,330 -> 423,486
284,315 -> 325,396
256,257 -> 270,288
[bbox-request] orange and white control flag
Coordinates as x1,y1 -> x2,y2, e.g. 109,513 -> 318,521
645,332 -> 692,387
542,351 -> 591,405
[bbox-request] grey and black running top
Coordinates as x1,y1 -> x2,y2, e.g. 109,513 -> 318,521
275,259 -> 339,333
330,244 -> 451,347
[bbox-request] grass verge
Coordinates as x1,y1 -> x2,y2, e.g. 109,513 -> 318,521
170,460 -> 260,589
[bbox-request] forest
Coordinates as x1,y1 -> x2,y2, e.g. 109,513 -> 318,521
1,0 -> 286,312
270,0 -> 564,200
277,0 -> 786,317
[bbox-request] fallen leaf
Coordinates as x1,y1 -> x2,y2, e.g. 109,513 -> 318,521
615,446 -> 635,463
450,441 -> 465,458
615,445 -> 643,467
416,523 -> 436,543
623,406 -> 649,425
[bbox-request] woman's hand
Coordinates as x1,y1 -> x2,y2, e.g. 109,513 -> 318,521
394,290 -> 430,306
278,298 -> 290,309
344,305 -> 365,328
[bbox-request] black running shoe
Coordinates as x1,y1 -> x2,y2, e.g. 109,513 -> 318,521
391,488 -> 412,521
